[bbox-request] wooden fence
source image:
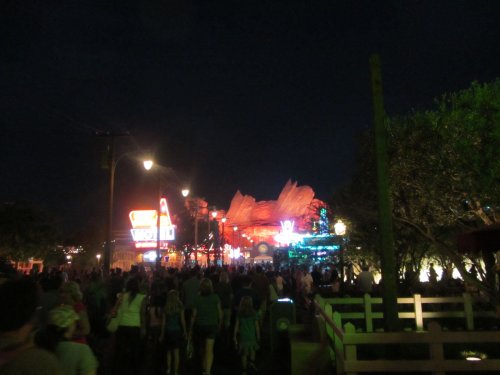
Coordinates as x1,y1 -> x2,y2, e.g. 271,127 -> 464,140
311,294 -> 500,374
315,293 -> 496,332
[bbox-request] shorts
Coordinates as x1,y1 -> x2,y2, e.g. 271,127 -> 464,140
196,325 -> 219,340
163,330 -> 184,350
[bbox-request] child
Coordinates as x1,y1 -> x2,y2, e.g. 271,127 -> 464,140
233,296 -> 260,374
160,290 -> 187,375
37,305 -> 98,375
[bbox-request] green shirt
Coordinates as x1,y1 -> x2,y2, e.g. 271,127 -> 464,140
0,347 -> 63,375
194,293 -> 220,326
55,341 -> 98,375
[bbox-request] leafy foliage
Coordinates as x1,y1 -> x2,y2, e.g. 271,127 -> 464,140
335,79 -> 500,292
0,201 -> 59,261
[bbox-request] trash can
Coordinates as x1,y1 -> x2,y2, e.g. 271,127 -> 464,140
269,298 -> 296,352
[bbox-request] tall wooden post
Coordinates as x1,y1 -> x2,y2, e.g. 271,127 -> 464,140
370,54 -> 399,331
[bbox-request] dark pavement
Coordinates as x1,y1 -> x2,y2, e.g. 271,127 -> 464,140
94,307 -> 301,375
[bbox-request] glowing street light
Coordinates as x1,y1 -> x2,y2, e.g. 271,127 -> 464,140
334,219 -> 347,282
143,159 -> 153,171
221,217 -> 227,254
144,159 -> 186,270
233,226 -> 239,248
334,220 -> 347,236
96,253 -> 101,267
98,131 -> 150,275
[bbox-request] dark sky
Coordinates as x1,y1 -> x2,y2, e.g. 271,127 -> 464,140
2,1 -> 500,236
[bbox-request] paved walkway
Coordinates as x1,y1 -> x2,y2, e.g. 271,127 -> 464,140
95,310 -> 297,375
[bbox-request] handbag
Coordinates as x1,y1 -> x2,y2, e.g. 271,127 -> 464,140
106,294 -> 124,333
106,315 -> 120,333
186,338 -> 193,359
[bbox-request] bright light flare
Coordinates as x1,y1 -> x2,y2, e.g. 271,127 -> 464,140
143,160 -> 153,170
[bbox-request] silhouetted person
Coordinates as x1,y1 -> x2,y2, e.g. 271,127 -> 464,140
0,278 -> 63,374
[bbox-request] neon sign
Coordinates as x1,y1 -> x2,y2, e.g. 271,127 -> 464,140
129,198 -> 176,249
274,220 -> 303,245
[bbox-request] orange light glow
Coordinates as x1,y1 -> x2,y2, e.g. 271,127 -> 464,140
129,210 -> 157,228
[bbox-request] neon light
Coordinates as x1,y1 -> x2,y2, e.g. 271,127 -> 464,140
129,198 -> 176,249
143,251 -> 157,261
129,210 -> 157,228
274,220 -> 303,245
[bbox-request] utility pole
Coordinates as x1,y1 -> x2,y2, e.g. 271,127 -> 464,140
370,54 -> 399,331
156,170 -> 162,271
194,205 -> 199,264
95,130 -> 130,276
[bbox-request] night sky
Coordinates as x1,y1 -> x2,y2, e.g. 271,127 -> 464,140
2,1 -> 500,236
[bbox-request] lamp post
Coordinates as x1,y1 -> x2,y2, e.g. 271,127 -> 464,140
96,253 -> 101,268
143,159 -> 163,270
183,191 -> 201,265
104,145 -> 150,275
334,219 -> 347,282
211,209 -> 218,264
221,217 -> 226,263
233,225 -> 238,247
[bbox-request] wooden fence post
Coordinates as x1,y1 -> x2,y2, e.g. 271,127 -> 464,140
463,293 -> 474,330
414,294 -> 424,331
428,321 -> 445,375
344,322 -> 358,375
364,293 -> 374,332
333,311 -> 344,373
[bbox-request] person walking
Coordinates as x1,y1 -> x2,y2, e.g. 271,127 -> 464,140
357,265 -> 375,294
0,278 -> 63,375
182,267 -> 201,330
233,296 -> 260,375
214,271 -> 233,345
189,278 -> 222,375
58,281 -> 91,344
113,277 -> 147,375
37,305 -> 99,375
160,290 -> 187,375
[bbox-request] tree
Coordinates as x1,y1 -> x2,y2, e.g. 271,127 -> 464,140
335,79 -> 500,298
387,80 -> 500,294
0,201 -> 59,262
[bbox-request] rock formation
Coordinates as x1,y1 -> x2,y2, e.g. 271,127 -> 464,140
225,179 -> 324,232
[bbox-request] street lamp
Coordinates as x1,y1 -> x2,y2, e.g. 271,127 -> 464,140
334,220 -> 347,281
211,209 -> 218,263
334,220 -> 346,236
97,130 -> 130,276
233,226 -> 238,248
183,191 -> 201,264
143,159 -> 163,270
145,160 -> 188,271
221,217 -> 227,264
221,216 -> 227,245
96,253 -> 101,268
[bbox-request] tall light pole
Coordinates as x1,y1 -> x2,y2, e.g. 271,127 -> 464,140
334,219 -> 347,282
221,217 -> 227,262
211,209 -> 218,264
96,130 -> 130,275
181,189 -> 190,266
233,226 -> 238,248
183,192 -> 200,265
184,194 -> 207,266
144,159 -> 167,271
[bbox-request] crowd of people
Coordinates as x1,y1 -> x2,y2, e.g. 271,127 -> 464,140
5,258 -> 476,375
0,261 -> 346,375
